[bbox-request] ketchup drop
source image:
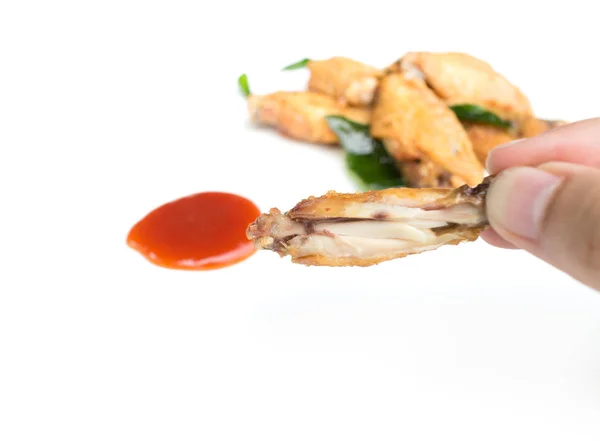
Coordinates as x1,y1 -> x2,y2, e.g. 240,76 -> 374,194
126,192 -> 261,270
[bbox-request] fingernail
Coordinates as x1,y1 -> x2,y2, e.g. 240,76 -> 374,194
487,167 -> 563,240
485,138 -> 524,171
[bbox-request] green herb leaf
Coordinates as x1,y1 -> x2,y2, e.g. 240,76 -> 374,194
238,73 -> 251,97
450,104 -> 512,129
282,58 -> 311,71
325,115 -> 405,190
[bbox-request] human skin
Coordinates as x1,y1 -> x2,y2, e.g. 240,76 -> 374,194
482,117 -> 600,291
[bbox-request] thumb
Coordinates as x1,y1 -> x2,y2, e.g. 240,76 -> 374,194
486,162 -> 600,291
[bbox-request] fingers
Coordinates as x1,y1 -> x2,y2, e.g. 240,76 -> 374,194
485,163 -> 600,291
479,228 -> 519,249
486,117 -> 600,174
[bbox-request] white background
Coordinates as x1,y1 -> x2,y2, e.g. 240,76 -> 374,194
2,1 -> 600,439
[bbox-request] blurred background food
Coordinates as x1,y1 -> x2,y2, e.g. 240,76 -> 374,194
242,52 -> 567,190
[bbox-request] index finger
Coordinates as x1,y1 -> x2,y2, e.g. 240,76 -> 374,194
486,117 -> 600,174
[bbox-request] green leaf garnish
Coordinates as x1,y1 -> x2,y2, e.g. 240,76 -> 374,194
238,73 -> 251,97
450,104 -> 512,129
282,58 -> 311,70
325,115 -> 405,190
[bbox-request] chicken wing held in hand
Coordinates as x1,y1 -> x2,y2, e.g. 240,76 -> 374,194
247,176 -> 492,267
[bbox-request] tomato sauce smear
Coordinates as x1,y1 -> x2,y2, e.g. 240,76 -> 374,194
127,192 -> 261,270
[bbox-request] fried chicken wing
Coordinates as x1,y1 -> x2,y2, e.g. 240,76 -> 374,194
307,57 -> 383,107
464,123 -> 517,165
391,52 -> 534,123
370,73 -> 484,187
248,91 -> 371,144
400,158 -> 466,188
247,177 -> 492,267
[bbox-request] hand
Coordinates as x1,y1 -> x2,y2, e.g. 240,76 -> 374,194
482,117 -> 600,291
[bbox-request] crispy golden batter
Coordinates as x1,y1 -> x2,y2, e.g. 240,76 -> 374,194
464,123 -> 516,166
392,52 -> 534,123
400,159 -> 466,188
371,73 -> 484,187
307,57 -> 382,107
248,91 -> 371,144
247,177 -> 492,267
382,139 -> 421,162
